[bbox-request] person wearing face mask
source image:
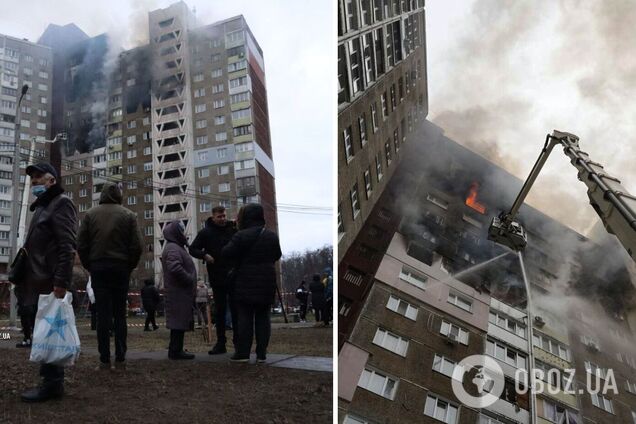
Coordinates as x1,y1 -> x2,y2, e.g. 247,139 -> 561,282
161,220 -> 197,359
16,162 -> 77,402
77,182 -> 143,371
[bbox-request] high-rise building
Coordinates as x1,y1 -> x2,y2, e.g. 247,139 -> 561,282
337,0 -> 428,264
338,120 -> 636,424
0,35 -> 53,276
2,1 -> 277,287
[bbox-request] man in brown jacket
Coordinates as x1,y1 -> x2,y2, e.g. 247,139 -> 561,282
77,182 -> 142,370
17,162 -> 77,402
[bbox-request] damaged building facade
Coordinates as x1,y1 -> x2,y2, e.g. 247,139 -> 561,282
0,2 -> 277,287
338,0 -> 429,265
338,120 -> 636,423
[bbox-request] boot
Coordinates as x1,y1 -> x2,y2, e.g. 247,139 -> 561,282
21,384 -> 64,402
208,344 -> 227,355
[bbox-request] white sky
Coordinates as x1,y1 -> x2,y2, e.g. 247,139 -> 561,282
0,0 -> 334,256
426,1 -> 636,237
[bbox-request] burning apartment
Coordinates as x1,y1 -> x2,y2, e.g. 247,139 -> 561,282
338,0 -> 428,264
10,1 -> 278,287
338,120 -> 636,423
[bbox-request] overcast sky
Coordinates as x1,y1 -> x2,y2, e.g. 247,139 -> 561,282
427,1 -> 636,237
0,0 -> 333,256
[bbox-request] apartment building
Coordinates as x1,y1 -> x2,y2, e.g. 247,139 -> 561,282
18,1 -> 277,288
0,35 -> 53,275
337,0 -> 428,263
339,120 -> 636,423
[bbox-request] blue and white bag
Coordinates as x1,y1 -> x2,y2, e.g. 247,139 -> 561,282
29,292 -> 81,366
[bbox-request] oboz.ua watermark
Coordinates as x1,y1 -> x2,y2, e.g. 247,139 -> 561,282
451,355 -> 619,408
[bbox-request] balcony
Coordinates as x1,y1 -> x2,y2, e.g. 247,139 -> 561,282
486,398 -> 529,424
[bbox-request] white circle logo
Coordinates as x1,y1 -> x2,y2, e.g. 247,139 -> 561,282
451,355 -> 505,408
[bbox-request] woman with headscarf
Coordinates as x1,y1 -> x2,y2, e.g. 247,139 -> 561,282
161,220 -> 197,360
222,203 -> 282,363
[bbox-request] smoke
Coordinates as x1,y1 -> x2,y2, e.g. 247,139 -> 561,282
428,0 -> 636,237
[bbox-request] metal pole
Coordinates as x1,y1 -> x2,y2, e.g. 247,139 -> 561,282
9,84 -> 28,329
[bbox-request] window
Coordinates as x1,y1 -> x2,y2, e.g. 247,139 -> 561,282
440,321 -> 469,345
399,267 -> 427,290
234,159 -> 255,170
194,103 -> 206,113
350,183 -> 360,218
217,148 -> 227,159
199,185 -> 211,194
218,183 -> 230,192
143,147 -> 152,155
424,395 -> 458,424
127,150 -> 137,159
79,189 -> 87,198
479,414 -> 508,424
198,168 -> 210,178
212,83 -> 224,93
214,115 -> 226,125
217,165 -> 229,175
127,165 -> 137,174
358,115 -> 367,146
347,38 -> 362,94
195,119 -> 207,129
373,328 -> 408,356
211,53 -> 221,62
127,181 -> 137,189
144,162 -> 152,171
533,332 -> 570,361
78,203 -> 88,212
211,69 -> 222,78
385,141 -> 392,165
231,108 -> 251,120
213,99 -> 225,109
215,132 -> 227,142
343,415 -> 370,424
591,392 -> 614,414
144,194 -> 152,203
383,296 -> 418,322
127,196 -> 137,205
193,72 -> 204,82
584,361 -> 608,380
338,204 -> 345,241
230,92 -> 250,104
236,142 -> 253,153
539,399 -> 581,423
447,292 -> 472,312
37,122 -> 46,130
433,355 -> 461,379
200,202 -> 212,213
486,339 -> 527,369
230,76 -> 248,89
426,193 -> 449,210
343,126 -> 353,161
145,226 -> 154,236
381,92 -> 388,117
489,311 -> 526,338
627,380 -> 636,394
194,88 -> 206,98
357,368 -> 398,400
198,151 -> 208,161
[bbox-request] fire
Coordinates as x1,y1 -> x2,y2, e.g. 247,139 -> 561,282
465,182 -> 486,214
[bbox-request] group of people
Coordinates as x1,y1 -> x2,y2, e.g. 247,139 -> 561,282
13,161 -> 282,403
295,271 -> 333,326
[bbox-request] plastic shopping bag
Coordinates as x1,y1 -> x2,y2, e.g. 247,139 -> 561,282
30,292 -> 81,366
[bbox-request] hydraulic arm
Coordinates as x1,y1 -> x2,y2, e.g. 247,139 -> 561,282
488,130 -> 636,261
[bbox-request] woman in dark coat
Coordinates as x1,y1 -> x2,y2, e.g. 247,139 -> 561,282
222,203 -> 282,362
161,220 -> 197,360
309,274 -> 328,326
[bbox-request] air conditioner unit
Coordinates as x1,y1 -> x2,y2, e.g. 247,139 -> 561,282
446,333 -> 458,346
534,316 -> 545,327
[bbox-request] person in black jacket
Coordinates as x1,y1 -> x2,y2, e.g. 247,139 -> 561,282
295,281 -> 309,322
16,163 -> 77,402
222,203 -> 282,363
188,206 -> 237,354
309,274 -> 328,327
141,279 -> 160,331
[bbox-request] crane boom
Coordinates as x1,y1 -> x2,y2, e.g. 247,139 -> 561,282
488,130 -> 636,261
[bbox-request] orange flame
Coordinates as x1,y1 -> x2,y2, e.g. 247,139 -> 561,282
465,182 -> 486,214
